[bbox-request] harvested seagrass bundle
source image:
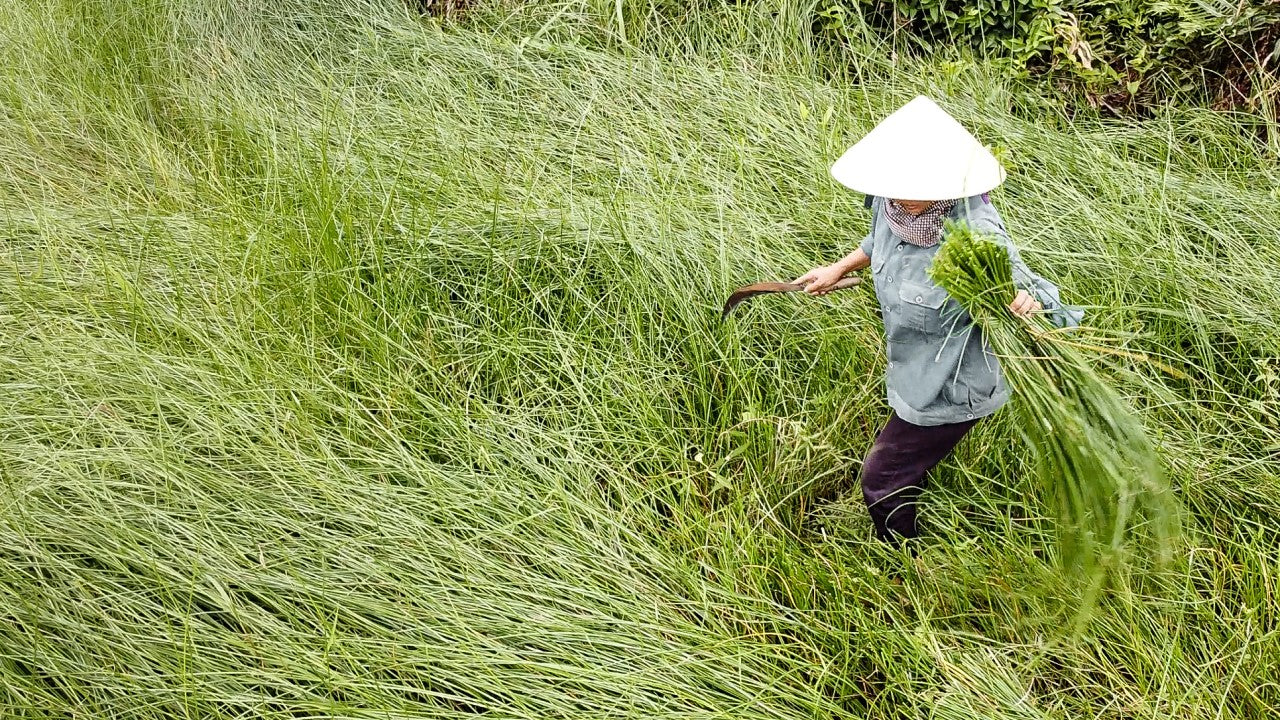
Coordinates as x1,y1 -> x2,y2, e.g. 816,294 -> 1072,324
929,219 -> 1179,577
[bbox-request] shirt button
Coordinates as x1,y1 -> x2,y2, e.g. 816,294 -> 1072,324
887,276 -> 893,283
915,295 -> 923,302
897,243 -> 903,250
966,413 -> 974,419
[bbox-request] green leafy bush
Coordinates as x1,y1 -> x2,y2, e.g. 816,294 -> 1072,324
817,0 -> 1280,111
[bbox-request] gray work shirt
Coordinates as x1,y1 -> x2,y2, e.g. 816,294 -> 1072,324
859,195 -> 1083,427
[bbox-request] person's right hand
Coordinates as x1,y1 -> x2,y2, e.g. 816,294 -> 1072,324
795,264 -> 846,295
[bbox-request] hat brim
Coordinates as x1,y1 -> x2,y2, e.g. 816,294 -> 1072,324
830,96 -> 1006,201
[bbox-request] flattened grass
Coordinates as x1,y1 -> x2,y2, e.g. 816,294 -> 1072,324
1,0 -> 1279,717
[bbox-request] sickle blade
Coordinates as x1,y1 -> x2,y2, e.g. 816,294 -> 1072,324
721,282 -> 803,319
720,277 -> 861,319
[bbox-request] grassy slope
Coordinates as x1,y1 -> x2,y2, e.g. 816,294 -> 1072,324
1,0 -> 1278,717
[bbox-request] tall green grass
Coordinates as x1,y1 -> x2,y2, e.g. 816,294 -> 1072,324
1,0 -> 1278,717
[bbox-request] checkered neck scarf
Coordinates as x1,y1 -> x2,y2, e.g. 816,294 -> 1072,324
884,199 -> 956,248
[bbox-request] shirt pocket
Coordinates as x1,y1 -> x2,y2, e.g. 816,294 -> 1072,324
896,280 -> 949,335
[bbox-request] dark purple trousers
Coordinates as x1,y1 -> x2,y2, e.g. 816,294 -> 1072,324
861,413 -> 979,542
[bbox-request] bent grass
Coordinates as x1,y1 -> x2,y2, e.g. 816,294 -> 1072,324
1,0 -> 1278,717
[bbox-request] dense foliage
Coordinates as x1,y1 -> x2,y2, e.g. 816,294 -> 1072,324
817,0 -> 1280,111
535,0 -> 1280,113
2,0 -> 1279,718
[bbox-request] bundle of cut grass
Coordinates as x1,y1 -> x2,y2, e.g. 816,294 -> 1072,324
929,220 -> 1179,580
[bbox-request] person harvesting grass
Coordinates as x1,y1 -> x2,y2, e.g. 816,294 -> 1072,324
797,96 -> 1084,544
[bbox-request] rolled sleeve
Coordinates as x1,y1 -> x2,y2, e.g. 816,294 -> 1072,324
859,231 -> 874,260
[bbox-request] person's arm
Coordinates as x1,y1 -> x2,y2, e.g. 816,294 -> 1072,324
832,246 -> 872,274
796,246 -> 869,296
969,201 -> 1083,327
797,201 -> 877,296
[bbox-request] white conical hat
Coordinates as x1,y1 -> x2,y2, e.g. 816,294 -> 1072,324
830,96 -> 1005,201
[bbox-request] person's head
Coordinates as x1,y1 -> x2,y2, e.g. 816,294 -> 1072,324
891,199 -> 936,216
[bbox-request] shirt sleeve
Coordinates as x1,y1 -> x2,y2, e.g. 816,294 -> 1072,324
966,197 -> 1084,329
859,197 -> 879,259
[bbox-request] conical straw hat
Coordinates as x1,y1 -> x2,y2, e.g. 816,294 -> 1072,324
830,96 -> 1005,201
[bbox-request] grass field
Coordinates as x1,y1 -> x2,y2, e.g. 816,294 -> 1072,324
2,0 -> 1279,717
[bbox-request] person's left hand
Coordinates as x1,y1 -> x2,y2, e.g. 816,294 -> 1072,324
1009,290 -> 1042,318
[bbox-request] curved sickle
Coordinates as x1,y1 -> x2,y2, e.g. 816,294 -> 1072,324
721,276 -> 861,319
